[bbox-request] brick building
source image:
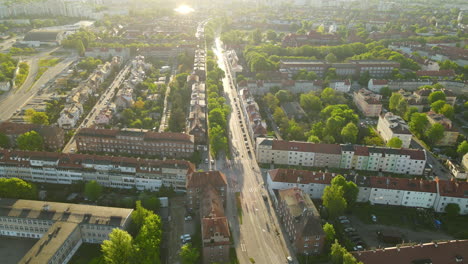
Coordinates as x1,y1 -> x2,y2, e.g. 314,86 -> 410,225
0,121 -> 65,151
277,188 -> 325,255
75,127 -> 195,158
186,171 -> 227,210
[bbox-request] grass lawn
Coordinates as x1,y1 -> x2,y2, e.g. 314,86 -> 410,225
68,243 -> 103,264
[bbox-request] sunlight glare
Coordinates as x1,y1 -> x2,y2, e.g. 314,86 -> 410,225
174,5 -> 194,14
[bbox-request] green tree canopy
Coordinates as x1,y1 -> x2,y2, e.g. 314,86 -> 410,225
330,175 -> 359,207
387,137 -> 403,148
134,214 -> 162,264
0,178 -> 37,199
84,180 -> 102,201
132,201 -> 152,232
428,91 -> 446,103
431,100 -> 446,113
300,92 -> 323,113
17,131 -> 43,151
440,104 -> 454,119
409,113 -> 429,138
389,93 -> 403,111
445,203 -> 460,219
322,185 -> 347,219
0,132 -> 10,148
101,229 -> 135,264
457,140 -> 468,157
25,109 -> 49,125
323,222 -> 336,249
341,122 -> 358,144
425,123 -> 445,146
275,90 -> 293,103
180,244 -> 200,264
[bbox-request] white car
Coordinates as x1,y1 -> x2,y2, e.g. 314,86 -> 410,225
371,214 -> 377,222
185,216 -> 192,221
353,245 -> 364,251
340,219 -> 350,224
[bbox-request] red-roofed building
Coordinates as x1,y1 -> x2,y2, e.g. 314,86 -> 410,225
354,240 -> 468,264
416,70 -> 456,80
353,88 -> 383,117
0,122 -> 65,151
186,171 -> 227,210
368,79 -> 389,92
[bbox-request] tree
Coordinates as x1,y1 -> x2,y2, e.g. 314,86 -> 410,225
0,178 -> 37,199
17,131 -> 43,151
209,125 -> 228,158
396,99 -> 408,116
134,214 -> 162,264
84,180 -> 102,201
428,91 -> 446,103
322,185 -> 347,219
330,175 -> 359,207
389,93 -> 403,111
425,123 -> 445,146
251,29 -> 262,44
180,244 -> 200,264
379,87 -> 392,97
457,140 -> 468,156
76,39 -> 85,56
300,92 -> 323,113
25,109 -> 49,125
341,122 -> 358,143
321,87 -> 338,105
404,107 -> 419,121
440,104 -> 454,119
139,192 -> 161,212
325,53 -> 338,63
431,100 -> 446,113
409,113 -> 429,138
275,90 -> 292,103
307,135 -> 320,143
0,132 -> 10,148
445,203 -> 460,219
330,240 -> 346,264
132,201 -> 152,232
101,229 -> 134,264
208,108 -> 227,128
266,30 -> 277,41
323,223 -> 336,248
264,93 -> 279,110
387,137 -> 403,148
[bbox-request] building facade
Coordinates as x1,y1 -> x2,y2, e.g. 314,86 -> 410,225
75,128 -> 195,158
0,122 -> 65,151
353,88 -> 383,117
0,150 -> 195,191
257,138 -> 427,175
426,111 -> 459,146
186,171 -> 227,210
377,112 -> 413,148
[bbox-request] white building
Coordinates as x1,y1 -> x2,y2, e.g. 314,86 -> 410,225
57,103 -> 82,129
434,180 -> 468,215
330,80 -> 351,93
368,79 -> 389,92
377,112 -> 413,148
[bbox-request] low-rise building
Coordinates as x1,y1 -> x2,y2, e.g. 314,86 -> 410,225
186,171 -> 227,210
0,199 -> 133,264
353,240 -> 468,264
281,102 -> 306,120
434,179 -> 468,215
0,149 -> 194,191
239,88 -> 267,141
353,88 -> 383,117
277,188 -> 325,255
367,79 -> 388,92
445,159 -> 467,180
377,112 -> 413,148
426,111 -> 459,146
330,80 -> 351,93
0,122 -> 65,151
57,103 -> 82,129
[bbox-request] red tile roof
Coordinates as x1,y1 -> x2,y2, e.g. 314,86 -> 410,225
186,171 -> 227,189
416,70 -> 455,77
271,140 -> 342,155
201,217 -> 230,245
354,240 -> 468,264
269,168 -> 334,185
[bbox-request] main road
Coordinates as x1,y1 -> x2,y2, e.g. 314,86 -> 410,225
212,37 -> 293,264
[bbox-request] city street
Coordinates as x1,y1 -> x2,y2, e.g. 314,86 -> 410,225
410,138 -> 452,180
62,63 -> 131,153
212,37 -> 293,264
0,51 -> 77,121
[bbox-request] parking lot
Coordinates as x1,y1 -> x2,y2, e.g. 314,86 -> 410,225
0,237 -> 37,264
166,197 -> 196,264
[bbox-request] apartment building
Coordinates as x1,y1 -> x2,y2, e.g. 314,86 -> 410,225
75,128 -> 195,158
353,88 -> 383,117
200,187 -> 230,264
257,138 -> 427,175
426,111 -> 459,146
377,112 -> 413,148
277,188 -> 325,255
0,150 -> 195,191
0,122 -> 65,151
279,60 -> 399,78
239,88 -> 267,141
353,240 -> 468,264
186,171 -> 227,210
0,199 -> 133,264
267,168 -> 468,215
413,89 -> 457,106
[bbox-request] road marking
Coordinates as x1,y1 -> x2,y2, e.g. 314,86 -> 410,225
241,243 -> 246,252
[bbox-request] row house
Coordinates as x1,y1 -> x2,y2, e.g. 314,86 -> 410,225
0,199 -> 132,264
267,168 -> 468,215
377,112 -> 413,148
115,56 -> 149,110
279,60 -> 399,79
416,70 -> 456,80
276,188 -> 325,255
426,111 -> 459,146
85,48 -> 131,60
282,31 -> 341,47
240,79 -> 322,95
0,149 -> 195,191
353,88 -> 383,117
414,88 -> 457,106
368,79 -> 433,93
186,171 -> 227,210
0,122 -> 65,151
75,128 -> 195,158
256,138 -> 427,175
239,88 -> 268,141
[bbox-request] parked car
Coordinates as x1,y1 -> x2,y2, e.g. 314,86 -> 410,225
344,227 -> 356,233
340,219 -> 350,224
338,216 -> 348,220
180,234 -> 191,241
371,214 -> 377,222
353,245 -> 364,251
184,216 -> 192,221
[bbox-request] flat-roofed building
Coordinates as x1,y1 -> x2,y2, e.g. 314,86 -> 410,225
0,199 -> 133,264
377,112 -> 413,148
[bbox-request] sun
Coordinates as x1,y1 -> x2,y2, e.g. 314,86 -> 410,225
174,5 -> 194,15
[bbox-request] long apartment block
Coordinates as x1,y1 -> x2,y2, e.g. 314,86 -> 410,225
0,199 -> 132,264
75,127 -> 195,158
0,150 -> 195,191
256,138 -> 427,175
267,168 -> 468,215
